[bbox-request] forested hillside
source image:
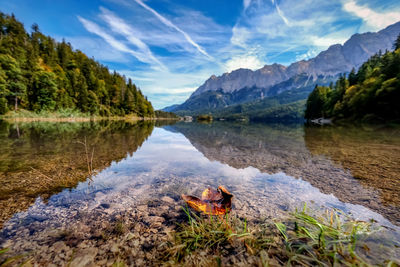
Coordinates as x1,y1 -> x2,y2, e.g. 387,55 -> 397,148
305,36 -> 400,122
0,12 -> 154,117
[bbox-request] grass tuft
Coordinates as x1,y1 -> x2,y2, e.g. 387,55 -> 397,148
162,205 -> 395,266
275,207 -> 375,266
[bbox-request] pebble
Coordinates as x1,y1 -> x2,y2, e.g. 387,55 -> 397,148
161,196 -> 174,204
69,248 -> 98,267
110,243 -> 119,253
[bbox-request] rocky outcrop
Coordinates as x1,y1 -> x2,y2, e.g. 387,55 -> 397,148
192,64 -> 289,97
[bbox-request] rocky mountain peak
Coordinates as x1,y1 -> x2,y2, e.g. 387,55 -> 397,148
171,21 -> 400,112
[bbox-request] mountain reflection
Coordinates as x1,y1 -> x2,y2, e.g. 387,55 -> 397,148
304,125 -> 400,206
166,122 -> 400,225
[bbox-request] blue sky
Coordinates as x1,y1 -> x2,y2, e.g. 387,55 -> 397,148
1,0 -> 400,109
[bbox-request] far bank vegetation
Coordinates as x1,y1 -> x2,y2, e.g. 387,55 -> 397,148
305,35 -> 400,123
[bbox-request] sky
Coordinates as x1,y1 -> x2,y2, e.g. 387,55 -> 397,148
1,0 -> 400,109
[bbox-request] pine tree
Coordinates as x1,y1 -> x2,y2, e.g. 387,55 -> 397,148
0,68 -> 8,114
393,34 -> 400,50
31,70 -> 57,110
348,68 -> 357,86
0,54 -> 26,110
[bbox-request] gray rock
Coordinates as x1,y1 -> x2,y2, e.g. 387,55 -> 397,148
161,196 -> 174,204
69,247 -> 98,267
52,241 -> 68,254
144,216 -> 165,225
110,243 -> 119,253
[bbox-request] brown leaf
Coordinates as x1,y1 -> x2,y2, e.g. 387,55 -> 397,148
201,187 -> 222,201
182,185 -> 233,215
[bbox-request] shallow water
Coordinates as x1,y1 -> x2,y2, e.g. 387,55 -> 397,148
0,120 -> 399,264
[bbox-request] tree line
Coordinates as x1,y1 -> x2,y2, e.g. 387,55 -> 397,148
154,110 -> 179,119
305,35 -> 400,122
0,12 -> 154,117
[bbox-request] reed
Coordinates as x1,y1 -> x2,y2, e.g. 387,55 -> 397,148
76,136 -> 95,178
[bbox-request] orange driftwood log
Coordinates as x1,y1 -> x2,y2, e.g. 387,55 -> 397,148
181,186 -> 233,215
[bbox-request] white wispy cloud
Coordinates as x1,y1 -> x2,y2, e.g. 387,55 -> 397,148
133,0 -> 213,60
310,34 -> 348,47
77,3 -> 228,108
295,48 -> 318,61
243,0 -> 252,10
119,68 -> 217,108
231,26 -> 251,48
343,0 -> 400,30
275,2 -> 290,26
61,36 -> 129,63
78,16 -> 164,69
230,0 -> 363,67
99,7 -> 166,70
78,17 -> 129,53
225,54 -> 264,72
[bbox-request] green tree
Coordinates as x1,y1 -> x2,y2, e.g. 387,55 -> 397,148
305,85 -> 331,119
0,54 -> 26,110
305,46 -> 400,121
393,34 -> 400,50
348,68 -> 357,86
31,70 -> 58,110
76,71 -> 89,112
87,90 -> 99,114
0,68 -> 8,114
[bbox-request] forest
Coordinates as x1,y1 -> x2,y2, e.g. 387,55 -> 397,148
0,12 -> 154,117
305,35 -> 400,122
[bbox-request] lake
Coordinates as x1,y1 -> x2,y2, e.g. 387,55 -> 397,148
0,120 -> 399,265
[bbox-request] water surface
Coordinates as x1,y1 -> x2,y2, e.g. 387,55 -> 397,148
0,120 -> 399,264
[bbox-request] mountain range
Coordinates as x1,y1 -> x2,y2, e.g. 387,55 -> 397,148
164,21 -> 400,119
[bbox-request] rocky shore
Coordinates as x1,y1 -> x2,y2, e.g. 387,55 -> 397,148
0,170 -> 289,266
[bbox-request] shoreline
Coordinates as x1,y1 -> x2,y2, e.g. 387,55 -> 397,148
0,109 -> 181,123
0,116 -> 180,123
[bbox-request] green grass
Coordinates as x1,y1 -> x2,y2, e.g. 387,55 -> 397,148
274,206 -> 374,266
0,248 -> 31,267
162,205 -> 396,266
1,109 -> 173,120
163,205 -> 266,266
170,206 -> 263,253
1,108 -> 91,119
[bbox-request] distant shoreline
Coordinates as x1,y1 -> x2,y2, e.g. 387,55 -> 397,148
0,116 -> 180,122
0,110 -> 180,122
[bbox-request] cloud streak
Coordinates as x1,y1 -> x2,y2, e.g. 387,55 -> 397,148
343,0 -> 400,30
243,0 -> 252,10
78,16 -> 165,70
133,0 -> 213,60
275,2 -> 290,26
99,7 -> 166,70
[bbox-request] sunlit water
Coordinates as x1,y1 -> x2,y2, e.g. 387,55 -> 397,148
0,120 -> 399,261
